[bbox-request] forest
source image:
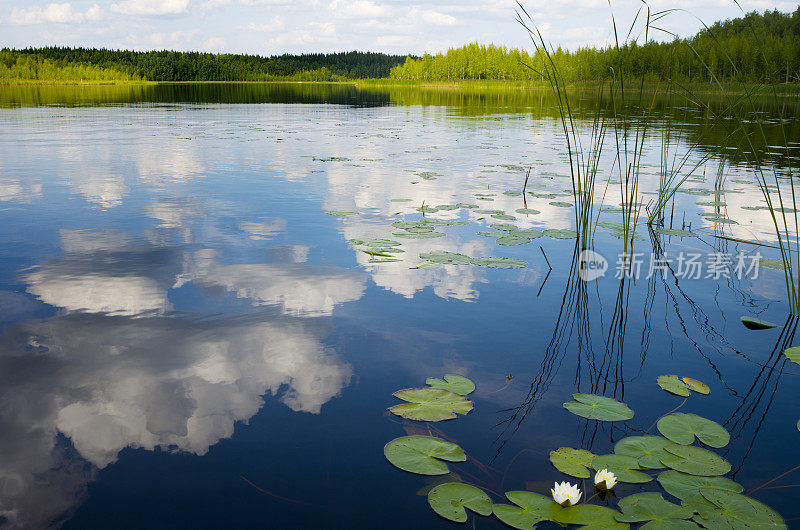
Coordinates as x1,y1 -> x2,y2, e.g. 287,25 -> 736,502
390,8 -> 800,83
1,7 -> 798,84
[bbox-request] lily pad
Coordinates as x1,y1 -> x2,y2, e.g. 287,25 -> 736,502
389,388 -> 473,421
615,492 -> 695,526
654,228 -> 696,237
493,214 -> 518,221
419,251 -> 474,265
660,444 -> 731,476
784,346 -> 800,365
614,436 -> 672,469
657,375 -> 691,397
326,210 -> 359,215
657,413 -> 729,448
384,436 -> 466,475
492,491 -> 561,529
490,223 -> 518,231
477,231 -> 507,238
554,504 -> 629,528
741,316 -> 777,330
550,447 -> 597,478
497,236 -> 531,246
476,209 -> 505,215
657,470 -> 742,506
549,201 -> 574,208
544,229 -> 578,239
563,394 -> 634,421
682,377 -> 710,394
473,257 -> 527,269
426,375 -> 475,395
509,229 -> 543,238
350,238 -> 402,247
393,231 -> 445,239
504,190 -> 523,196
516,208 -> 540,215
428,482 -> 492,522
362,249 -> 395,258
697,488 -> 786,528
591,454 -> 652,483
759,258 -> 787,270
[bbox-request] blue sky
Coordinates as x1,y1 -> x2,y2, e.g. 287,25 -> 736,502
0,1 -> 796,55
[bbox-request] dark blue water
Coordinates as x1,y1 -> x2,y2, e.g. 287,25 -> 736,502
0,84 -> 797,529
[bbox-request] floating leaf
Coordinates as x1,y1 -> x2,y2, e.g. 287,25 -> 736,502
326,210 -> 359,215
497,236 -> 531,246
614,436 -> 672,469
741,316 -> 777,330
682,377 -> 710,394
550,448 -> 597,478
426,375 -> 475,395
509,229 -> 543,238
384,436 -> 466,475
654,228 -> 696,237
760,258 -> 787,270
615,492 -> 695,526
784,346 -> 800,365
563,394 -> 634,421
350,238 -> 401,247
492,491 -> 561,529
591,454 -> 652,483
657,375 -> 691,397
389,388 -> 473,421
544,228 -> 578,239
657,470 -> 742,506
428,483 -> 492,523
362,249 -> 395,258
504,190 -> 523,196
473,257 -> 526,269
493,214 -> 518,221
369,258 -> 401,263
477,231 -> 507,237
419,251 -> 474,265
393,231 -> 445,239
660,444 -> 731,476
516,208 -> 540,215
490,223 -> 518,231
549,201 -> 573,208
657,413 -> 729,448
697,488 -> 786,528
553,504 -> 629,528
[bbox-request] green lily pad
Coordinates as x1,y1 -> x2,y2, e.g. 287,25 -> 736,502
654,228 -> 696,237
384,436 -> 466,475
615,492 -> 695,526
473,257 -> 527,269
550,448 -> 597,478
657,470 -> 742,506
549,201 -> 574,208
476,209 -> 505,215
403,226 -> 436,233
419,251 -> 474,265
516,208 -> 540,214
393,231 -> 445,239
554,504 -> 629,528
492,491 -> 561,529
326,210 -> 359,215
657,413 -> 729,448
657,375 -> 691,397
682,377 -> 710,394
477,231 -> 507,237
350,238 -> 402,247
563,394 -> 634,421
591,454 -> 652,483
497,236 -> 532,246
428,482 -> 492,522
504,190 -> 523,196
493,214 -> 518,221
417,206 -> 439,213
389,388 -> 473,421
369,258 -> 401,263
528,192 -> 558,199
760,258 -> 787,270
741,316 -> 777,330
614,436 -> 672,469
509,229 -> 543,238
660,444 -> 731,476
784,346 -> 800,365
544,228 -> 578,239
426,375 -> 475,395
362,249 -> 395,258
704,216 -> 737,224
697,488 -> 786,528
391,198 -> 413,202
490,223 -> 518,231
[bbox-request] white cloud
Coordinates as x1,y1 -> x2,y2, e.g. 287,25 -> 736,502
414,8 -> 458,26
110,0 -> 192,16
328,0 -> 392,19
247,16 -> 285,32
203,36 -> 227,49
8,3 -> 91,25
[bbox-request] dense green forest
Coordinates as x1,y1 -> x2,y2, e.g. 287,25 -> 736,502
390,7 -> 800,83
0,48 -> 410,83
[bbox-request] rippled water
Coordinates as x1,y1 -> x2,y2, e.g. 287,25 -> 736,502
0,83 -> 798,528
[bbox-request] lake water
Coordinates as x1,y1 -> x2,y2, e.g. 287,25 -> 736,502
0,83 -> 798,528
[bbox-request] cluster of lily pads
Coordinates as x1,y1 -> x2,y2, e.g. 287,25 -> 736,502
382,374 -> 787,528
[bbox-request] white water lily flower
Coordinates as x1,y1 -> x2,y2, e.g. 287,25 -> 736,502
551,481 -> 582,506
594,468 -> 617,490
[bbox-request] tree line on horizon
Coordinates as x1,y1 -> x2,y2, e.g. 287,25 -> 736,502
390,8 -> 800,84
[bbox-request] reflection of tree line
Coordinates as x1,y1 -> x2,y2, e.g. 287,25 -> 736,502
493,232 -> 793,474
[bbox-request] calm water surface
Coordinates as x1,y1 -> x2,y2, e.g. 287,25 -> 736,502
0,83 -> 798,528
